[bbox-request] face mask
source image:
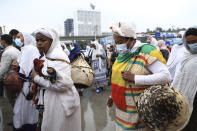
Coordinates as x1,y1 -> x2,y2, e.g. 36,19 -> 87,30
0,43 -> 4,49
15,38 -> 24,47
116,44 -> 128,55
175,38 -> 183,45
186,43 -> 197,54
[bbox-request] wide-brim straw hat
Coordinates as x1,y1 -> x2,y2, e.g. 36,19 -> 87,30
137,85 -> 190,131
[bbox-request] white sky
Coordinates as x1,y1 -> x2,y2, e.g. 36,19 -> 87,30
0,0 -> 196,35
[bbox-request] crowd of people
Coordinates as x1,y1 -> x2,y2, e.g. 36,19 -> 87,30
0,23 -> 197,131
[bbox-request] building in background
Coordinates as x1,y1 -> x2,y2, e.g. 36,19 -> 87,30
0,26 -> 2,36
74,10 -> 101,36
64,18 -> 74,36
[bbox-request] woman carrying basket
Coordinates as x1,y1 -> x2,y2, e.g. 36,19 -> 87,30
107,21 -> 171,131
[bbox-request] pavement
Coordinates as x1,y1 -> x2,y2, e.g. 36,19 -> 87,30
81,86 -> 116,131
0,86 -> 116,131
0,97 -> 13,131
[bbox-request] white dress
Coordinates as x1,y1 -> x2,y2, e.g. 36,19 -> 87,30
172,51 -> 197,114
167,44 -> 186,81
13,38 -> 40,129
34,47 -> 81,131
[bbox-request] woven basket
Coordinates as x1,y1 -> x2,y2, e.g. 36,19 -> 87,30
71,56 -> 94,87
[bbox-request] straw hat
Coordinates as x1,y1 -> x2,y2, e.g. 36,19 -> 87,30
137,85 -> 190,131
110,21 -> 136,38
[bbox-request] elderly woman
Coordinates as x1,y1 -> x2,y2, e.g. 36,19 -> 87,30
13,33 -> 40,131
32,28 -> 81,131
107,22 -> 171,131
90,40 -> 108,93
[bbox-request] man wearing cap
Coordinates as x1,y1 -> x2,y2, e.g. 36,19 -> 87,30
172,26 -> 197,131
107,21 -> 171,131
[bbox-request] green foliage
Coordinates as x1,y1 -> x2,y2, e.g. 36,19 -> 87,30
76,40 -> 91,50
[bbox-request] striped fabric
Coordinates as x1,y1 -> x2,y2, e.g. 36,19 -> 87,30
116,116 -> 145,130
111,44 -> 166,131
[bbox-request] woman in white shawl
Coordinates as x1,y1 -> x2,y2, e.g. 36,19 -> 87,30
90,40 -> 108,93
13,33 -> 40,131
32,28 -> 81,131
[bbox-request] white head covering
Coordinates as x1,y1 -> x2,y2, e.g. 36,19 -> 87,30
33,28 -> 60,55
22,33 -> 37,47
33,28 -> 67,61
86,45 -> 90,52
178,31 -> 185,38
111,21 -> 136,38
18,33 -> 40,77
91,41 -> 103,60
91,40 -> 104,70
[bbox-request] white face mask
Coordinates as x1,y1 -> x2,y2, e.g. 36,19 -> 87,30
116,44 -> 128,55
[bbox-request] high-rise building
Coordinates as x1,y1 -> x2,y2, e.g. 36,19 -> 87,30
64,19 -> 74,36
74,10 -> 101,36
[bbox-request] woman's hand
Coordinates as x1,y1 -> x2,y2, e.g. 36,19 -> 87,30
121,71 -> 135,82
107,98 -> 113,108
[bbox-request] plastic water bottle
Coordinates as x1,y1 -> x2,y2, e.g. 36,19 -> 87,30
96,89 -> 101,94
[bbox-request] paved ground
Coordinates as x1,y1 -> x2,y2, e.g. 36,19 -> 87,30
0,86 -> 116,131
81,86 -> 116,131
0,97 -> 13,131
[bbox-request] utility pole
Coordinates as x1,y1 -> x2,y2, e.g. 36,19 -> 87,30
94,25 -> 97,40
3,26 -> 6,34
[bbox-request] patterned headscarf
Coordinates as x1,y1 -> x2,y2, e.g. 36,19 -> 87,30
137,85 -> 189,131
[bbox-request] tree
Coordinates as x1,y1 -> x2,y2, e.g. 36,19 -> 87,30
76,40 -> 91,49
167,28 -> 172,32
146,28 -> 151,33
155,27 -> 163,32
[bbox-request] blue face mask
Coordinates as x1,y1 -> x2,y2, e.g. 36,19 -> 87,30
174,38 -> 183,45
15,38 -> 24,47
116,43 -> 128,55
0,43 -> 4,49
186,43 -> 197,54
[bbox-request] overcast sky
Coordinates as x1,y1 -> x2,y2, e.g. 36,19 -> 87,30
0,0 -> 196,35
